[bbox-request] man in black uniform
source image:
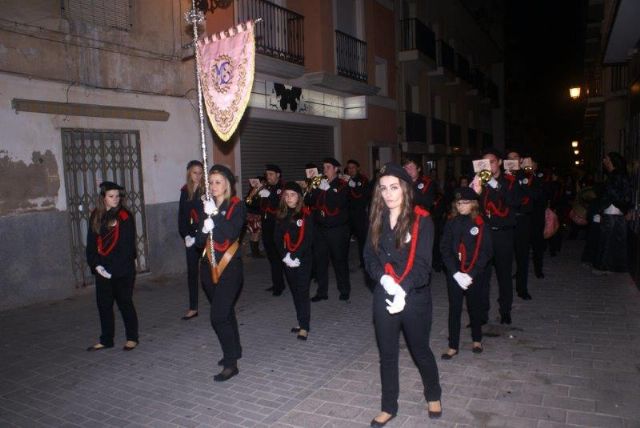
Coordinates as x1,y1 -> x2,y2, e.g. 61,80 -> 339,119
472,148 -> 521,324
309,157 -> 351,302
403,157 -> 436,211
345,159 -> 370,268
248,164 -> 285,296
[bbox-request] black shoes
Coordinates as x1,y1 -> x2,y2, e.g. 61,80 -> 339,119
500,313 -> 512,325
472,344 -> 483,354
123,341 -> 138,351
441,349 -> 458,360
217,358 -> 225,366
339,294 -> 350,301
181,311 -> 198,320
86,343 -> 113,352
291,327 -> 301,333
370,412 -> 395,427
311,295 -> 328,302
427,401 -> 442,418
297,329 -> 308,341
214,366 -> 239,382
518,292 -> 532,300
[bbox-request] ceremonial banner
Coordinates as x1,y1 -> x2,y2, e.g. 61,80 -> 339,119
197,21 -> 255,142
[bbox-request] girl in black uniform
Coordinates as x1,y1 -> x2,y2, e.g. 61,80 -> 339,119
178,160 -> 204,320
440,187 -> 493,359
196,165 -> 246,382
274,182 -> 314,340
86,181 -> 139,351
363,163 -> 442,427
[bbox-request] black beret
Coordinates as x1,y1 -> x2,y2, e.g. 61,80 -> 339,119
209,164 -> 236,187
453,187 -> 480,201
346,159 -> 360,167
305,162 -> 317,169
99,181 -> 124,193
379,162 -> 412,184
186,160 -> 203,170
265,164 -> 281,174
283,181 -> 303,195
322,157 -> 341,167
482,147 -> 503,159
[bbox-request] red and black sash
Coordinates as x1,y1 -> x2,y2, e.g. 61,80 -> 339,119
284,207 -> 310,252
383,206 -> 429,284
458,215 -> 484,274
97,209 -> 129,256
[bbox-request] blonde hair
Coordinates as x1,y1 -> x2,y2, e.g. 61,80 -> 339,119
185,164 -> 205,201
209,170 -> 232,202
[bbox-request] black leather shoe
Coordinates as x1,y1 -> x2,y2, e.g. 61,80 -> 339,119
472,344 -> 483,354
311,295 -> 328,302
291,327 -> 301,333
217,358 -> 225,367
213,366 -> 239,382
181,312 -> 198,320
370,412 -> 395,427
339,294 -> 350,301
441,350 -> 458,360
297,329 -> 308,341
518,292 -> 532,300
427,401 -> 442,418
500,313 -> 512,325
86,343 -> 113,352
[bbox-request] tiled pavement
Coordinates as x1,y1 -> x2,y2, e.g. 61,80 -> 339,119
1,240 -> 640,427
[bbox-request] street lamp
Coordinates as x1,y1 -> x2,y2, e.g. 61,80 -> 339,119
571,140 -> 579,148
569,87 -> 581,99
574,149 -> 580,155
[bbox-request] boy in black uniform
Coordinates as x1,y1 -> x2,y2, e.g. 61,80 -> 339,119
345,159 -> 370,268
472,148 -> 521,325
309,157 -> 351,301
247,164 -> 285,296
403,157 -> 436,211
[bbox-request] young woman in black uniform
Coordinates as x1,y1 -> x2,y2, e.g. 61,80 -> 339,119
274,182 -> 314,340
196,164 -> 246,382
178,160 -> 204,320
363,163 -> 442,427
86,181 -> 139,351
440,187 -> 493,359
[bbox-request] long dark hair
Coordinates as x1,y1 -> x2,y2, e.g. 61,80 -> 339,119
368,178 -> 414,251
276,191 -> 303,221
91,188 -> 126,234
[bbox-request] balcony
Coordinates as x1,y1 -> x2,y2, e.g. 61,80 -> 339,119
398,18 -> 436,70
428,40 -> 456,83
336,30 -> 368,82
431,118 -> 447,145
405,111 -> 427,142
236,0 -> 304,79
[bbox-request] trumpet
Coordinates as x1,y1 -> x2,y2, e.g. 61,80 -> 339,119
245,184 -> 265,204
303,174 -> 326,197
478,169 -> 493,186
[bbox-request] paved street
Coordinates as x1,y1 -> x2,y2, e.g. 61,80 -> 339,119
1,240 -> 639,428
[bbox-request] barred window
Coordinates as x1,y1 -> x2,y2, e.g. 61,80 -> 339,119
62,0 -> 132,31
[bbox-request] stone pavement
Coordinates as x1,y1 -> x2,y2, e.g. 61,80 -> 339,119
1,240 -> 639,428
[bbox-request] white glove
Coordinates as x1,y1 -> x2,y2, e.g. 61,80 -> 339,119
380,274 -> 406,298
453,271 -> 472,290
593,214 -> 601,223
385,293 -> 406,314
487,178 -> 498,189
95,265 -> 112,279
282,252 -> 293,266
258,189 -> 271,198
318,179 -> 330,191
348,179 -> 356,188
290,257 -> 301,267
184,235 -> 195,248
202,218 -> 214,233
203,199 -> 217,216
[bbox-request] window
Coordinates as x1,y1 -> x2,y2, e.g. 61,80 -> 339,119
62,0 -> 132,31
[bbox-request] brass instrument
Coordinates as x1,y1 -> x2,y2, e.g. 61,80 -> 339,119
246,184 -> 265,204
303,174 -> 325,198
478,169 -> 493,186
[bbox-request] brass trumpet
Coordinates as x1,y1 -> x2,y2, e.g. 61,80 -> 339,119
303,174 -> 326,197
246,184 -> 265,204
478,169 -> 493,186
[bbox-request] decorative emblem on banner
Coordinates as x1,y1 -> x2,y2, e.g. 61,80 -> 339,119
197,21 -> 255,142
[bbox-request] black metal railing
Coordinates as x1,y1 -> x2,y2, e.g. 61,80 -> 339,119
449,123 -> 461,147
236,0 -> 304,65
405,111 -> 427,142
431,118 -> 447,145
438,40 -> 455,72
336,30 -> 368,82
456,53 -> 471,82
610,63 -> 628,92
399,18 -> 436,61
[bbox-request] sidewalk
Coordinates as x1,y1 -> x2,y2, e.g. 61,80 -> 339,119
1,240 -> 639,427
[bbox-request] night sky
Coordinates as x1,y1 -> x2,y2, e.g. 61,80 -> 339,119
505,0 -> 586,170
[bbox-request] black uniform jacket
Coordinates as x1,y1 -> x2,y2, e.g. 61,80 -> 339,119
86,207 -> 137,278
196,196 -> 246,262
274,207 -> 315,260
481,173 -> 521,228
178,185 -> 203,239
348,173 -> 371,212
309,177 -> 350,228
592,169 -> 632,214
364,206 -> 434,294
413,176 -> 436,211
247,181 -> 283,222
440,214 -> 493,280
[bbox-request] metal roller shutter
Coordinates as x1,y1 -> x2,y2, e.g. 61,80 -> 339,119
240,118 -> 334,190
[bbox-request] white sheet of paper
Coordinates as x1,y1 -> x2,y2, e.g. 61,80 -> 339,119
472,159 -> 491,173
503,159 -> 520,171
248,178 -> 261,188
305,167 -> 319,179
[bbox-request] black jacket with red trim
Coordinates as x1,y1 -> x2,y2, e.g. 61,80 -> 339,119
413,176 -> 436,210
363,207 -> 434,293
481,173 -> 521,228
347,173 -> 370,212
247,181 -> 283,222
178,185 -> 203,239
309,176 -> 350,228
440,214 -> 493,280
86,207 -> 137,278
195,196 -> 246,261
274,207 -> 315,261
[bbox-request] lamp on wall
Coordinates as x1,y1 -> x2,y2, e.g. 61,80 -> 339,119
571,140 -> 579,148
569,87 -> 581,99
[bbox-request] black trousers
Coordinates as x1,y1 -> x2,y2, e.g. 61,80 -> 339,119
262,220 -> 285,293
284,257 -> 312,331
201,259 -> 243,368
314,224 -> 351,298
185,246 -> 200,310
95,274 -> 138,346
446,272 -> 483,350
514,214 -> 531,295
374,287 -> 441,415
350,208 -> 368,267
479,228 -> 514,319
531,212 -> 545,275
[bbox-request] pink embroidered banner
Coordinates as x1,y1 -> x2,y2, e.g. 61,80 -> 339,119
197,21 -> 255,142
